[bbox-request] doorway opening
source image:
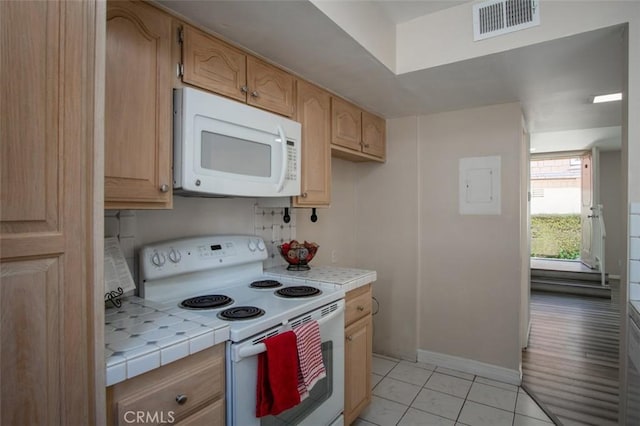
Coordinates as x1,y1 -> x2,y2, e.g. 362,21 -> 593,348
530,155 -> 582,261
529,150 -> 609,296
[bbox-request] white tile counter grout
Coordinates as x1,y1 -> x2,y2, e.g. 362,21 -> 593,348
104,297 -> 229,387
264,265 -> 377,293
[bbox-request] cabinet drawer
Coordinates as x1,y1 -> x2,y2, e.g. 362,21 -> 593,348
345,284 -> 372,326
174,398 -> 225,426
115,357 -> 223,424
108,345 -> 225,425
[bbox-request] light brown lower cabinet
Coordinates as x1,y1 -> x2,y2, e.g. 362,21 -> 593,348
107,344 -> 225,426
344,284 -> 373,425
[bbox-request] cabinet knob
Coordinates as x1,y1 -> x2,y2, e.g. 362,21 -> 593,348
160,184 -> 169,193
346,336 -> 353,341
251,91 -> 259,98
176,394 -> 188,405
240,85 -> 248,94
301,192 -> 308,198
357,305 -> 365,311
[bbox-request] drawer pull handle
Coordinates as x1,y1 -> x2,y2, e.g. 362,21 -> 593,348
176,394 -> 188,405
346,336 -> 353,341
357,305 -> 365,311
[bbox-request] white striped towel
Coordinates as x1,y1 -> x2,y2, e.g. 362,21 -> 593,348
293,320 -> 326,399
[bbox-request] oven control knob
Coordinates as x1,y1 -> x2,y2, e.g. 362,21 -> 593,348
248,240 -> 257,252
151,251 -> 166,267
257,239 -> 266,251
168,248 -> 181,263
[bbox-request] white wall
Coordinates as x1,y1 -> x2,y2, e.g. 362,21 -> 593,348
354,116 -> 420,361
530,188 -> 581,214
299,104 -> 524,372
601,150 -> 624,276
135,197 -> 257,246
296,158 -> 358,267
418,103 -> 523,371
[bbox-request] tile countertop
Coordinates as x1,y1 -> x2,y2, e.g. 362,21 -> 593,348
104,297 -> 229,387
265,265 -> 377,292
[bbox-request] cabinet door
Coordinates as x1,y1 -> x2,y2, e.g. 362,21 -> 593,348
105,1 -> 172,209
331,97 -> 362,151
182,25 -> 247,102
344,315 -> 372,425
294,80 -> 331,207
1,0 -> 100,424
247,56 -> 294,117
362,111 -> 386,159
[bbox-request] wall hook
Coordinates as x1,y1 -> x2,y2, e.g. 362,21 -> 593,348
310,208 -> 318,223
283,207 -> 291,223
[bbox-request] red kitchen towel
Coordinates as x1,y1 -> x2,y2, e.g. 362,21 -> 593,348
256,331 -> 301,417
293,321 -> 326,396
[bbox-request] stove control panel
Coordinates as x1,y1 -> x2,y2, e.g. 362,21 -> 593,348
140,235 -> 269,281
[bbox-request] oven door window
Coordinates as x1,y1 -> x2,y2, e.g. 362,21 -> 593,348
201,130 -> 272,178
261,341 -> 333,426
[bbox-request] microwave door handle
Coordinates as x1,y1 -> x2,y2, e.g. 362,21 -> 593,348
276,125 -> 287,193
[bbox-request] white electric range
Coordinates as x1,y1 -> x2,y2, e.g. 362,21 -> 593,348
139,235 -> 345,426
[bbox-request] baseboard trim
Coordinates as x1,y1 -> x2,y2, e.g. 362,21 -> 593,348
417,349 -> 521,385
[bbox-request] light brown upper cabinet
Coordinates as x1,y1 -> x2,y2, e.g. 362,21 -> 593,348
105,0 -> 173,209
361,111 -> 386,158
331,97 -> 362,152
294,80 -> 332,207
331,97 -> 386,162
181,25 -> 294,117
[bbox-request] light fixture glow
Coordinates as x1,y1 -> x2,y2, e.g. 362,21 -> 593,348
592,93 -> 622,103
530,148 -> 537,152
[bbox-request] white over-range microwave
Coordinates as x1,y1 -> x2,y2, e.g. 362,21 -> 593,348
173,87 -> 302,197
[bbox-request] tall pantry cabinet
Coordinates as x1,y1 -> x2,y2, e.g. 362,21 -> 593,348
0,0 -> 103,425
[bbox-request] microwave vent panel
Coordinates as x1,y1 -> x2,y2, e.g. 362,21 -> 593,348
473,0 -> 540,41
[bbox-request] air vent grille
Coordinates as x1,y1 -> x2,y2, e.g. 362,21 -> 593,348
473,0 -> 539,41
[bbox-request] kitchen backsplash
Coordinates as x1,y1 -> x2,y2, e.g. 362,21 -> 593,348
254,206 -> 295,269
104,204 -> 295,285
105,210 -> 138,283
631,203 -> 640,301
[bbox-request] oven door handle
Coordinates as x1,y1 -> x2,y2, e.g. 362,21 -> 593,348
235,302 -> 345,361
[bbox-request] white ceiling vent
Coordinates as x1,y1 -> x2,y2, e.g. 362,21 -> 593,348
473,0 -> 540,41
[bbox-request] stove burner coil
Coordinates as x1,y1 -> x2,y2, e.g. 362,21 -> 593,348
180,294 -> 233,310
250,280 -> 283,289
275,286 -> 322,298
218,306 -> 265,321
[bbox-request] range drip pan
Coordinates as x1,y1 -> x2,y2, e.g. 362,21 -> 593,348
218,306 -> 265,321
275,286 -> 322,298
249,280 -> 283,289
180,294 -> 233,310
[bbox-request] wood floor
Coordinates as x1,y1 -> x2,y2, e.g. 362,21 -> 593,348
522,288 -> 620,425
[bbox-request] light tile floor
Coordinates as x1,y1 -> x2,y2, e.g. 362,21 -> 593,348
355,355 -> 555,426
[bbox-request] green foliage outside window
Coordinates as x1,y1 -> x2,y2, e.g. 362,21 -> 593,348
530,214 -> 581,259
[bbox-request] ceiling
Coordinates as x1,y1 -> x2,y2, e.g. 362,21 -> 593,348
158,0 -> 625,152
373,0 -> 469,24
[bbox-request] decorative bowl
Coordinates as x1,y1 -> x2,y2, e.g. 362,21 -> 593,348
278,240 -> 319,271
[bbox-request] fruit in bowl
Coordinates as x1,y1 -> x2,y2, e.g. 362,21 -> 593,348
278,240 -> 319,271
